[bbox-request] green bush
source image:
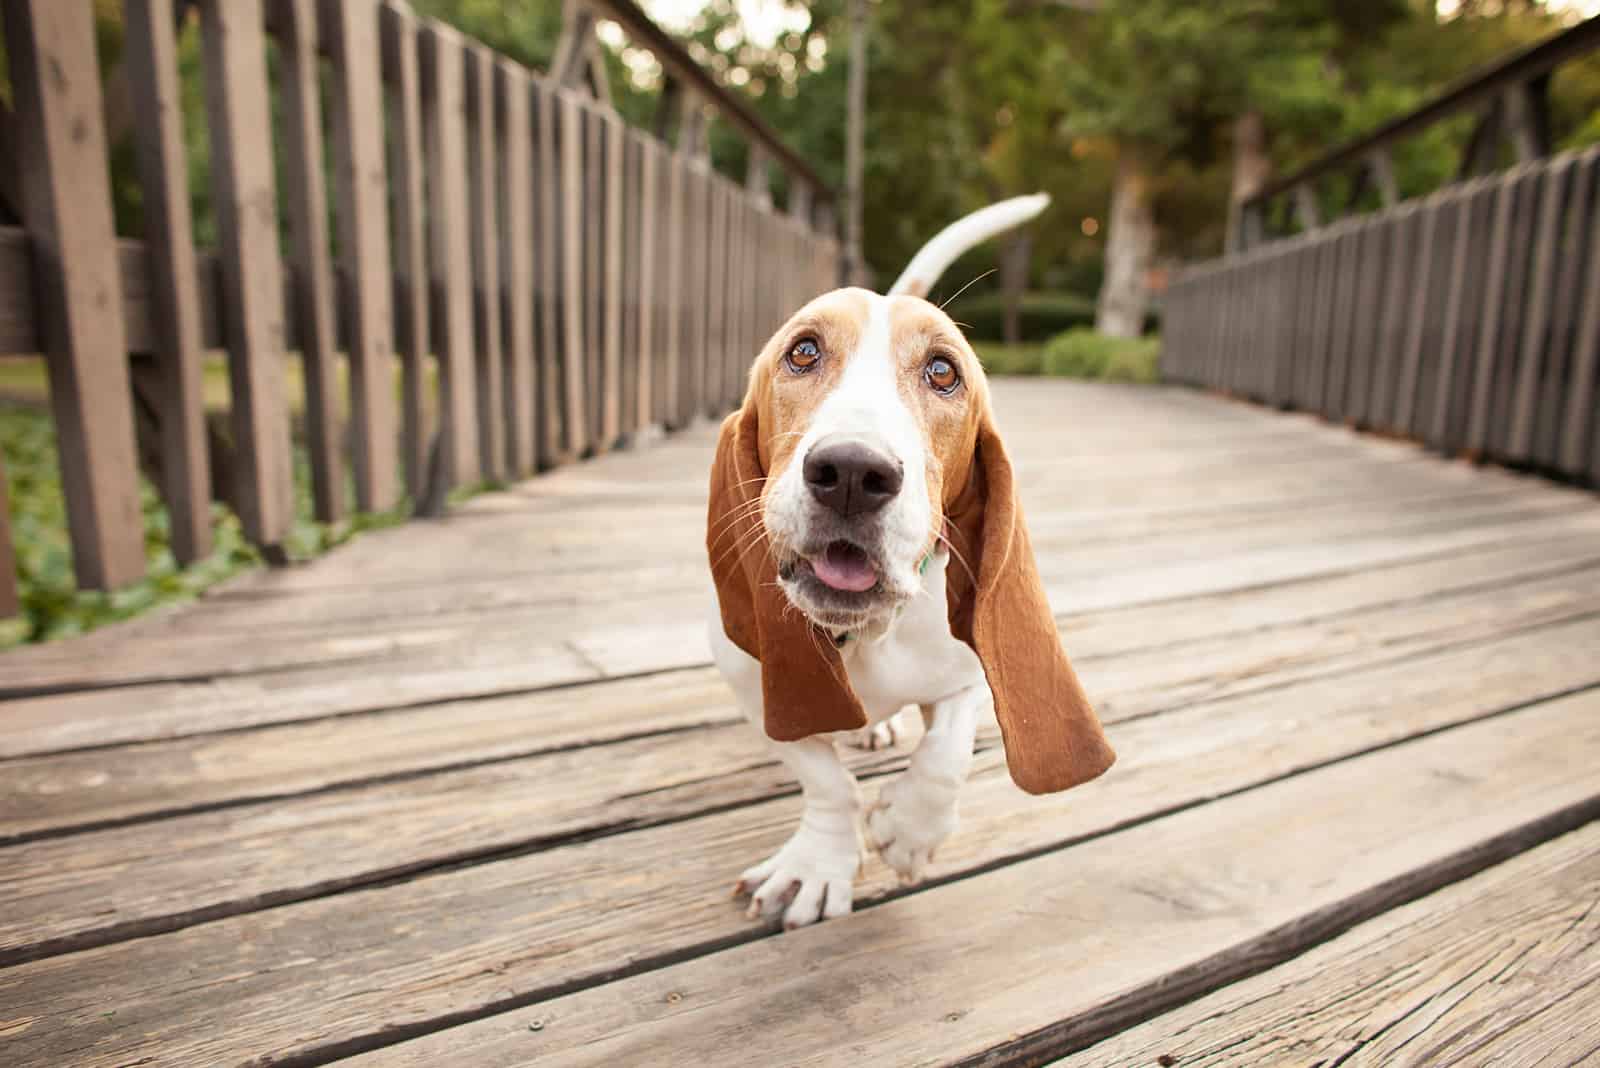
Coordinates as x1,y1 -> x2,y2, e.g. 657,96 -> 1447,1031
945,291 -> 1098,342
1040,328 -> 1162,384
973,343 -> 1047,376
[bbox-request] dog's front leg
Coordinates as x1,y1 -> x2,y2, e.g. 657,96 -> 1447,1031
867,683 -> 984,884
712,623 -> 862,928
735,733 -> 862,928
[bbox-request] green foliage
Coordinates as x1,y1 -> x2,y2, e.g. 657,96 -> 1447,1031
0,404 -> 407,646
1040,329 -> 1162,384
946,291 -> 1097,342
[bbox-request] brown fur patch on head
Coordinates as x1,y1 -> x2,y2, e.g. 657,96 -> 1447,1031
885,295 -> 989,538
750,288 -> 873,480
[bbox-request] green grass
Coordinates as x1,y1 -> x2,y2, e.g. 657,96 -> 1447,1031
975,329 -> 1161,384
0,400 -> 410,647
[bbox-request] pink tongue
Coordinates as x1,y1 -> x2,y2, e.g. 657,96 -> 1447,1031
811,543 -> 878,592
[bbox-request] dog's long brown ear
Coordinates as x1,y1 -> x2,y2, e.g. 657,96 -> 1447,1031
707,402 -> 867,741
945,408 -> 1115,795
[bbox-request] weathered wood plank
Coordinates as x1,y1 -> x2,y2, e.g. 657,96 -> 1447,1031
467,42 -> 506,481
419,19 -> 479,494
5,641 -> 1597,1065
274,0 -> 345,523
381,0 -> 432,501
5,560 -> 1596,919
1561,154 -> 1600,482
1535,149 -> 1596,470
1058,822 -> 1600,1068
498,59 -> 537,478
5,0 -> 146,586
662,149 -> 686,427
347,691 -> 1600,1068
324,0 -> 401,512
584,102 -> 605,452
123,0 -> 213,563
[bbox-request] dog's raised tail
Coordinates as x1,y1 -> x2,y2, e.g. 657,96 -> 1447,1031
886,193 -> 1051,300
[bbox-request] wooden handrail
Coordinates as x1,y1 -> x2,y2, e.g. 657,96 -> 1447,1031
579,0 -> 836,203
1246,14 -> 1600,211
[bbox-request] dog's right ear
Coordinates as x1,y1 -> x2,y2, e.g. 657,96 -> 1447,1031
706,392 -> 867,741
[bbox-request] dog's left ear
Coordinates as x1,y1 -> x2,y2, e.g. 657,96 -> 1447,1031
707,397 -> 868,741
945,404 -> 1116,795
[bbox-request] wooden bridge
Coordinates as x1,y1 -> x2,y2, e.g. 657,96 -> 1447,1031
2,3 -> 1600,1067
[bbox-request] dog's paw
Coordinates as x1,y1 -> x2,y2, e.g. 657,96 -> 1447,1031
847,709 -> 905,751
734,826 -> 861,929
867,774 -> 959,885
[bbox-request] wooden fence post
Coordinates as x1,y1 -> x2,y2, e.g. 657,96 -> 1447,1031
275,0 -> 344,523
4,0 -> 146,588
124,0 -> 213,564
324,0 -> 401,512
200,0 -> 296,549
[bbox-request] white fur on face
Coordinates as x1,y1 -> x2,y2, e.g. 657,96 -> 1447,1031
764,293 -> 934,626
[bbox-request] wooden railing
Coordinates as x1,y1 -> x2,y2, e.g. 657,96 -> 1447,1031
1165,17 -> 1599,489
0,0 -> 840,612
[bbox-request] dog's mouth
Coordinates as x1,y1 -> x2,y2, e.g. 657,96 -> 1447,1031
805,540 -> 879,592
776,538 -> 908,629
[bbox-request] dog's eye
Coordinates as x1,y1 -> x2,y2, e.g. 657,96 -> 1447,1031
784,337 -> 822,374
925,354 -> 960,394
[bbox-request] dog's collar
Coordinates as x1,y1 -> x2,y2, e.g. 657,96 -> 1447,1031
833,552 -> 935,647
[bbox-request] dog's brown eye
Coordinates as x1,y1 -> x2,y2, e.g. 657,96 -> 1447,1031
925,354 -> 960,394
785,337 -> 822,374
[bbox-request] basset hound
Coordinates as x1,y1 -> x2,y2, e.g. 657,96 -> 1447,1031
706,195 -> 1115,929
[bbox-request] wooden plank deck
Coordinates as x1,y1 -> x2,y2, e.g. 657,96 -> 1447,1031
2,379 -> 1598,1067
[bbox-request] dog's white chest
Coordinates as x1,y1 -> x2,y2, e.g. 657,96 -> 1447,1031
837,561 -> 984,720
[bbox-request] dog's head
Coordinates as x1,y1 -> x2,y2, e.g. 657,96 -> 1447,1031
708,287 -> 1114,795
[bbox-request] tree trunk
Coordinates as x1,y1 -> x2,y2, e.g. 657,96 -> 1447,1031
1225,110 -> 1271,253
999,232 -> 1032,345
1095,150 -> 1156,338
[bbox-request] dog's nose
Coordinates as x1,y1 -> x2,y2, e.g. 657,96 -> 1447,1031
803,437 -> 904,516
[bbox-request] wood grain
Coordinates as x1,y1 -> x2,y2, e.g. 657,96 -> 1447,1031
338,691 -> 1600,1068
1058,822 -> 1600,1068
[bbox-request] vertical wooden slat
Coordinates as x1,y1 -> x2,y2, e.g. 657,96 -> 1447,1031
1430,185 -> 1482,449
380,0 -> 430,501
704,176 -> 728,417
635,134 -> 658,434
419,20 -> 479,497
557,90 -> 589,453
498,58 -> 536,478
531,77 -> 565,466
5,0 -> 145,588
124,0 -> 212,563
1394,199 -> 1442,434
1369,205 -> 1418,431
601,111 -> 625,448
1465,168 -> 1523,454
661,148 -> 685,428
1345,219 -> 1386,427
1487,169 -> 1542,455
467,43 -> 505,480
200,0 -> 295,547
1324,227 -> 1358,420
1542,150 -> 1597,471
274,0 -> 343,523
1508,156 -> 1571,460
324,0 -> 400,511
583,103 -> 605,451
684,164 -> 707,421
1301,234 -> 1336,411
1560,153 -> 1600,481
